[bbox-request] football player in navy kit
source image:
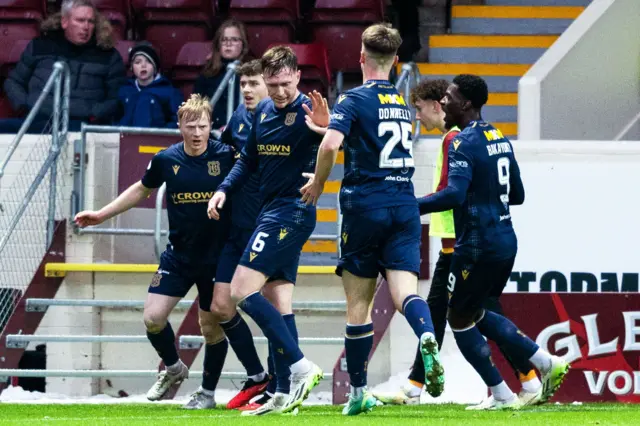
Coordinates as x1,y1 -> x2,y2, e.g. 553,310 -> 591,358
208,46 -> 328,415
300,24 -> 443,415
418,74 -> 569,410
74,95 -> 238,407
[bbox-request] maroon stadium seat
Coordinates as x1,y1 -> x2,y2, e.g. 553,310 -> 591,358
172,41 -> 211,99
268,42 -> 331,97
0,92 -> 20,118
0,0 -> 46,44
229,0 -> 298,57
310,0 -> 384,73
93,0 -> 129,40
0,38 -> 31,79
131,0 -> 214,67
114,39 -> 136,76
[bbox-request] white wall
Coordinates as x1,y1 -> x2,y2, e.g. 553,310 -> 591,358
519,0 -> 640,141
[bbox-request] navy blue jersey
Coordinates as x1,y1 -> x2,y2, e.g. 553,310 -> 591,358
328,80 -> 417,212
447,121 -> 521,261
142,139 -> 234,263
219,94 -> 321,211
221,104 -> 261,230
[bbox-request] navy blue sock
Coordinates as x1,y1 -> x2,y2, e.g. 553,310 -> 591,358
202,338 -> 229,391
146,322 -> 179,367
345,323 -> 374,388
477,310 -> 539,368
220,312 -> 264,377
402,295 -> 435,338
266,343 -> 277,394
274,314 -> 299,394
238,293 -> 303,365
453,325 -> 503,386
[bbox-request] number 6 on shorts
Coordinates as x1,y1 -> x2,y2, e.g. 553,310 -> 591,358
251,232 -> 269,252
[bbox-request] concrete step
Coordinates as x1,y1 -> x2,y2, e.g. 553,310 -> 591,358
429,35 -> 556,64
486,0 -> 591,6
451,6 -> 584,35
414,63 -> 530,93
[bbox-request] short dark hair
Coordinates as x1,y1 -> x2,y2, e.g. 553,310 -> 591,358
410,79 -> 450,106
237,59 -> 262,77
261,46 -> 297,77
362,23 -> 402,58
453,74 -> 489,109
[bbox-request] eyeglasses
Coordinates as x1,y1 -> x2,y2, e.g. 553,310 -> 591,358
221,37 -> 242,45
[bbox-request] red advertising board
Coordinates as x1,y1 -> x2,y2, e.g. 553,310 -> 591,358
492,293 -> 640,403
118,134 -> 180,208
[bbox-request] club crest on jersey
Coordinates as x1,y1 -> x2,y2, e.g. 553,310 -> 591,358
260,113 -> 267,122
208,161 -> 220,176
453,139 -> 461,151
172,165 -> 180,175
238,123 -> 244,132
285,112 -> 297,126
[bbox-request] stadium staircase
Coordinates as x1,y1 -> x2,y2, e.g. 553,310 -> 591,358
416,0 -> 592,140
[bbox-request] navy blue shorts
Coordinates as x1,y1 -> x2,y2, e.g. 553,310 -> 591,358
447,254 -> 516,315
148,249 -> 216,311
337,205 -> 421,279
238,218 -> 313,285
216,226 -> 254,284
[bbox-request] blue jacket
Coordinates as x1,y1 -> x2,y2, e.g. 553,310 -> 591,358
118,75 -> 183,128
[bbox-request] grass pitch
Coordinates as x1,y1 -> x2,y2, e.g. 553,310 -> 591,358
0,403 -> 637,425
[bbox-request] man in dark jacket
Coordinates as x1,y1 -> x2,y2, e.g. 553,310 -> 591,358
0,0 -> 125,133
118,42 -> 184,128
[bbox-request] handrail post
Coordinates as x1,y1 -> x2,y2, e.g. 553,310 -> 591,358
154,183 -> 167,261
226,73 -> 236,125
46,63 -> 64,247
209,60 -> 240,108
0,66 -> 63,184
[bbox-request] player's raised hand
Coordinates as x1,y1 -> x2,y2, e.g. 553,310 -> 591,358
302,90 -> 330,135
300,172 -> 323,206
207,191 -> 226,220
74,211 -> 104,228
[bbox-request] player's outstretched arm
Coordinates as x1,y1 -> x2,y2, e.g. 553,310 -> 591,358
301,129 -> 344,205
508,157 -> 525,205
417,174 -> 469,215
302,90 -> 330,136
74,181 -> 153,228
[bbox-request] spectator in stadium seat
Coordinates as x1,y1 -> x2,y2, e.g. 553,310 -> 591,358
0,0 -> 125,133
117,42 -> 183,128
193,19 -> 250,130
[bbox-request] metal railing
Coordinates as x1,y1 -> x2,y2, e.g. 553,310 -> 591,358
0,369 -> 333,380
74,124 -> 341,261
395,62 -> 423,142
0,61 -> 71,335
25,298 -> 347,312
5,334 -> 343,348
208,60 -> 241,123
